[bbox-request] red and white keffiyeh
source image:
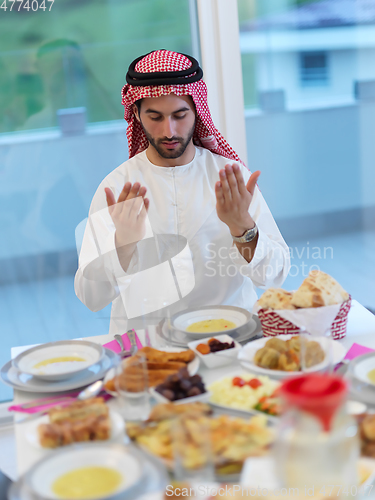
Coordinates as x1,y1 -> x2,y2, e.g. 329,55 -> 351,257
121,50 -> 245,165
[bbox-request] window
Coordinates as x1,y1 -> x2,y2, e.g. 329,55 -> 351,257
300,52 -> 329,87
0,0 -> 199,403
237,0 -> 374,316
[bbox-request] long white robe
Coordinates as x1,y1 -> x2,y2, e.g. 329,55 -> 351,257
74,147 -> 290,334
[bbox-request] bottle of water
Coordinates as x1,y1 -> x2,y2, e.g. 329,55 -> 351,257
274,374 -> 359,500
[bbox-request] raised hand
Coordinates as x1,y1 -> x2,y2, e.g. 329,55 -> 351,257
105,182 -> 150,248
215,164 -> 261,237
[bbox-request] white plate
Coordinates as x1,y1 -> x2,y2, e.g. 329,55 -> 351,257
24,443 -> 144,500
150,388 -> 212,405
171,305 -> 252,338
158,315 -> 262,348
24,410 -> 124,449
103,346 -> 199,397
188,334 -> 241,369
1,349 -> 117,393
238,334 -> 346,380
353,354 -> 375,386
13,340 -> 104,381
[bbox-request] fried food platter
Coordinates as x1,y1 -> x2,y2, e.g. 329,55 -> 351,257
103,346 -> 199,396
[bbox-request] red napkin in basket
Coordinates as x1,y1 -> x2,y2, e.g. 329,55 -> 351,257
103,329 -> 143,353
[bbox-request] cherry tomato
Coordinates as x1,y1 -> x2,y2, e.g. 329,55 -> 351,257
232,377 -> 245,387
246,378 -> 262,389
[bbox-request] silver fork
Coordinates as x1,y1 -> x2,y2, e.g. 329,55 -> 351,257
127,329 -> 138,354
114,334 -> 132,358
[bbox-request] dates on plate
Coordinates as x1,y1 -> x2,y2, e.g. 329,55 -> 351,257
155,368 -> 206,401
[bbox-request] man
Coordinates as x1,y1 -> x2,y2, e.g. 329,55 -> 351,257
75,49 -> 290,334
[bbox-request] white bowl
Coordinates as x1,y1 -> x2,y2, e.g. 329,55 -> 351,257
150,387 -> 212,405
13,340 -> 104,381
24,443 -> 144,500
171,305 -> 252,338
188,334 -> 241,369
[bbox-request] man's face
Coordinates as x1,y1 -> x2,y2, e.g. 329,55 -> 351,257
134,94 -> 196,159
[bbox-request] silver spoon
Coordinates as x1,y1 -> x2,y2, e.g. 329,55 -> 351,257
77,379 -> 104,400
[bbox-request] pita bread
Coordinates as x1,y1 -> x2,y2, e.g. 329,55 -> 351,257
291,270 -> 349,308
257,288 -> 297,310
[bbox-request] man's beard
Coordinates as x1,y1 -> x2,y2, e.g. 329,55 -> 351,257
140,119 -> 196,159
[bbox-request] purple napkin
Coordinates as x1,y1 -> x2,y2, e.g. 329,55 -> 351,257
9,392 -> 111,414
334,342 -> 375,372
344,342 -> 374,360
103,329 -> 143,353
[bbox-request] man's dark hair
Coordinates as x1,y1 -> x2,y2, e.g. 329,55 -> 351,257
135,99 -> 142,114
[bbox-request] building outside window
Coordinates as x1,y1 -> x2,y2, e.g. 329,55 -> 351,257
300,51 -> 329,87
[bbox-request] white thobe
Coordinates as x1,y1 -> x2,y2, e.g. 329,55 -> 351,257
74,147 -> 290,335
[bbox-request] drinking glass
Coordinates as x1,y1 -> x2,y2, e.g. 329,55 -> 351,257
141,296 -> 172,348
299,327 -> 333,374
171,414 -> 215,486
114,354 -> 150,421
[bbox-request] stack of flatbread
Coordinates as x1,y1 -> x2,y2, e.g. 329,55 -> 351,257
258,271 -> 349,310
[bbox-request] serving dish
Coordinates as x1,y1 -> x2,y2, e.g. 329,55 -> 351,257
238,334 -> 346,380
13,340 -> 104,382
188,334 -> 241,369
126,406 -> 274,480
1,348 -> 117,393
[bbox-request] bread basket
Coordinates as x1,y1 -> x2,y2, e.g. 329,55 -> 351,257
258,296 -> 352,340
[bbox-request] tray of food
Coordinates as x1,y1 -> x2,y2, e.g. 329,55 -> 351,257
126,402 -> 274,477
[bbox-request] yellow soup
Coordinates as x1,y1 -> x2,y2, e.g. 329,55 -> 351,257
52,466 -> 123,499
367,368 -> 375,384
186,319 -> 236,333
33,356 -> 86,369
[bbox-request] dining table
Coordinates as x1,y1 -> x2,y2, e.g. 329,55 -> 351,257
1,299 -> 375,498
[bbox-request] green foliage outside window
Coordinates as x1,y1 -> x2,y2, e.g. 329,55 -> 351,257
0,0 -> 192,133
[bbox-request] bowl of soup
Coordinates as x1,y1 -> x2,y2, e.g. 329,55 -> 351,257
24,443 -> 144,500
171,305 -> 253,338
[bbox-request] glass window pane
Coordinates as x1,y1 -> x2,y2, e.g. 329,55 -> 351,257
0,0 -> 198,402
238,0 -> 374,312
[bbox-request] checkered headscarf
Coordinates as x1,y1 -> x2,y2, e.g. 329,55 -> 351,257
121,50 -> 245,165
